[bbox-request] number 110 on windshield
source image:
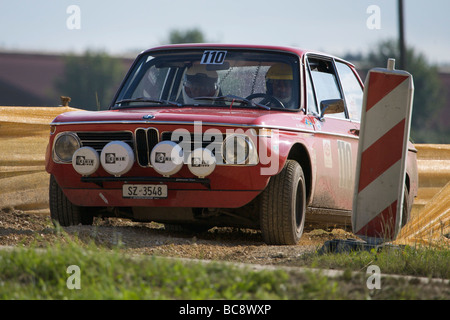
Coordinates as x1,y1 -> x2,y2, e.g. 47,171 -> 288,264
201,50 -> 227,65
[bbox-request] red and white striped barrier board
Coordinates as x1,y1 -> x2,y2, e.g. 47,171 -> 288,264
352,59 -> 414,243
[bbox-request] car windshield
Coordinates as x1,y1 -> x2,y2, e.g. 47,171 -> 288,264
112,49 -> 300,110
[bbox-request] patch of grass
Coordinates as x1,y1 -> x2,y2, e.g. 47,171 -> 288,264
300,244 -> 450,280
0,234 -> 449,300
0,236 -> 317,300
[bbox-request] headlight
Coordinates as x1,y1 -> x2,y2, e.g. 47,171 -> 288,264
222,134 -> 257,165
53,132 -> 81,163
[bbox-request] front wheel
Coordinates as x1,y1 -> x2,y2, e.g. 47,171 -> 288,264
259,160 -> 306,245
49,175 -> 94,226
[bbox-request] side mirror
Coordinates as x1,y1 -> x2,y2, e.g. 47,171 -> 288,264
320,99 -> 345,117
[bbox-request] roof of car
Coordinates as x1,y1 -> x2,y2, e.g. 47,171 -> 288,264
142,43 -> 308,55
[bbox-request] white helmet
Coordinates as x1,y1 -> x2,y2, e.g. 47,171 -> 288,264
182,64 -> 219,104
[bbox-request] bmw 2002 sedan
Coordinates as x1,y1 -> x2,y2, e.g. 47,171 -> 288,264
45,44 -> 418,245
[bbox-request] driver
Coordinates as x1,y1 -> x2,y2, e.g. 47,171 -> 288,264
182,63 -> 219,104
265,63 -> 295,108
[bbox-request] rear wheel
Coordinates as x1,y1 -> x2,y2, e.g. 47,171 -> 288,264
259,160 -> 306,245
49,175 -> 94,226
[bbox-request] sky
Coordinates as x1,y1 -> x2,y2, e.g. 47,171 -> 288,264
0,0 -> 449,65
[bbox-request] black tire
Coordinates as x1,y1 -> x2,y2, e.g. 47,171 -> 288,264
49,175 -> 94,226
259,160 -> 306,245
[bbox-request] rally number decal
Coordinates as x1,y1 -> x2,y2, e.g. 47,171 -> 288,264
201,50 -> 227,65
337,140 -> 353,189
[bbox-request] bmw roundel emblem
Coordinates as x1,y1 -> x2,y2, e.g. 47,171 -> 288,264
143,114 -> 155,120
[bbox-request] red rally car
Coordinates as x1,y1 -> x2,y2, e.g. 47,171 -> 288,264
45,44 -> 418,245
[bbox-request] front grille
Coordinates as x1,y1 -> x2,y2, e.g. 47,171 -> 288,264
135,128 -> 159,167
77,131 -> 134,152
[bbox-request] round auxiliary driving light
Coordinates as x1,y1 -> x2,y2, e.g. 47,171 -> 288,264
150,141 -> 184,177
187,148 -> 216,178
72,147 -> 100,176
100,141 -> 135,176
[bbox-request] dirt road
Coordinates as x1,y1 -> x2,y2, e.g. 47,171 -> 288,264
0,208 -> 355,266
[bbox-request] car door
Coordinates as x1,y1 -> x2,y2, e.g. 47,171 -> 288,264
305,55 -> 362,211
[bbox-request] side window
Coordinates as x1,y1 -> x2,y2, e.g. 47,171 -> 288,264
308,57 -> 345,119
335,61 -> 363,122
305,63 -> 318,115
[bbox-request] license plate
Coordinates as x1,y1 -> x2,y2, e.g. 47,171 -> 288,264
122,184 -> 168,199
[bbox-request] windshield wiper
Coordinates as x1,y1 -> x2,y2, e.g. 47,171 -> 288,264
194,95 -> 270,110
114,97 -> 181,109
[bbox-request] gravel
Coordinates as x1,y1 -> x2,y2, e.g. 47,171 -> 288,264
0,208 -> 356,266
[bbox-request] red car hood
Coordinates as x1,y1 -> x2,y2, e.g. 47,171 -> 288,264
51,107 -> 298,128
